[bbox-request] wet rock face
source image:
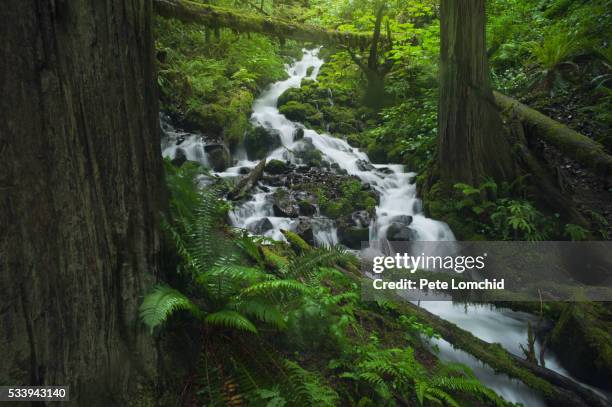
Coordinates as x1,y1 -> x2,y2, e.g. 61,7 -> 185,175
294,138 -> 324,167
172,148 -> 187,167
298,201 -> 317,216
265,159 -> 293,175
386,222 -> 417,241
249,218 -> 273,234
356,159 -> 375,172
272,190 -> 299,218
245,126 -> 282,160
295,217 -> 315,246
337,210 -> 373,249
294,127 -> 305,140
204,144 -> 231,171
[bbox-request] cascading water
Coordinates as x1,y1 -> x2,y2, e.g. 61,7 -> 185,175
161,49 -> 609,406
232,48 -> 455,246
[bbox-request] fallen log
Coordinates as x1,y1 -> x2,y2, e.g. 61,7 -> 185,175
153,0 -> 372,49
494,91 -> 612,179
338,266 -> 608,407
227,159 -> 266,200
399,300 -> 608,407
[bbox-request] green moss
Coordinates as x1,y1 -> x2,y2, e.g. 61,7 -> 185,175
282,230 -> 312,253
550,303 -> 612,386
279,100 -> 322,124
261,246 -> 289,271
318,179 -> 377,219
265,159 -> 291,174
245,126 -> 281,160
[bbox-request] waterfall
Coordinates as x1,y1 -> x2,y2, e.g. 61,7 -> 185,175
161,49 -> 609,406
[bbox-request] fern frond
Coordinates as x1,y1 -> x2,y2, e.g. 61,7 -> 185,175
283,360 -> 339,407
205,310 -> 258,333
230,299 -> 287,330
240,280 -> 309,299
139,285 -> 201,331
287,246 -> 351,281
424,387 -> 460,407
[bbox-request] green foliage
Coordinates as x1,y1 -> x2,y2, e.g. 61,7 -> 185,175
139,285 -> 201,332
333,337 -> 505,406
447,180 -> 560,241
155,16 -> 289,145
564,223 -> 589,241
317,179 -> 377,218
366,90 -> 437,169
529,29 -> 581,72
283,360 -> 340,406
141,165 -> 307,334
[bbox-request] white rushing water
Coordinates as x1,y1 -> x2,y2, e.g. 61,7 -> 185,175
161,49 -> 608,406
232,48 -> 455,245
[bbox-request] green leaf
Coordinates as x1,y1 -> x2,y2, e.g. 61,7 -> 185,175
205,310 -> 258,333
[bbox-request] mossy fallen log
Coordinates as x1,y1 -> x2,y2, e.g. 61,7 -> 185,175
398,300 -> 608,407
338,267 -> 607,406
153,0 -> 372,48
494,91 -> 612,179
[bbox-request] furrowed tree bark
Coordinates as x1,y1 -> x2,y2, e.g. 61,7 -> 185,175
437,0 -> 514,185
0,1 -> 163,405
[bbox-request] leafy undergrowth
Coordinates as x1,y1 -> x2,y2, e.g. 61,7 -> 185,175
155,15 -> 295,147
142,161 -> 509,406
488,0 -> 612,151
423,178 -> 610,241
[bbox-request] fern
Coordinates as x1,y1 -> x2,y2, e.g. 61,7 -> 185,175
205,310 -> 258,333
139,285 -> 201,331
283,360 -> 340,406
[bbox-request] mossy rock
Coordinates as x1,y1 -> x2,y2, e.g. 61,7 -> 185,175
277,88 -> 304,107
337,226 -> 369,249
279,101 -> 320,123
549,303 -> 612,388
281,230 -> 311,254
261,246 -> 289,271
265,159 -> 291,174
366,142 -> 389,164
294,141 -> 324,167
244,126 -> 281,160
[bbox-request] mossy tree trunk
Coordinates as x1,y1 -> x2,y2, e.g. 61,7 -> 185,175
437,0 -> 514,186
0,1 -> 164,404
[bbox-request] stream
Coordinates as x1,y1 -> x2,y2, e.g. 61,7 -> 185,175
162,48 -> 609,406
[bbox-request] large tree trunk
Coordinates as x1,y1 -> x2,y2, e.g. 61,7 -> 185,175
0,1 -> 163,405
437,0 -> 514,185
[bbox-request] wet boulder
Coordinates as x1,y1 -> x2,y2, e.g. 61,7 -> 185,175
204,144 -> 231,171
171,148 -> 187,167
386,223 -> 418,241
294,139 -> 323,167
337,210 -> 372,249
298,201 -> 317,216
248,218 -> 273,235
351,210 -> 372,228
294,127 -> 305,140
265,159 -> 292,175
356,159 -> 375,172
295,217 -> 315,246
244,126 -> 281,160
272,189 -> 299,218
338,226 -> 369,250
389,215 -> 413,226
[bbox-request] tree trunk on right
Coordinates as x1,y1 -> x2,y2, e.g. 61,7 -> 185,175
437,0 -> 514,186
